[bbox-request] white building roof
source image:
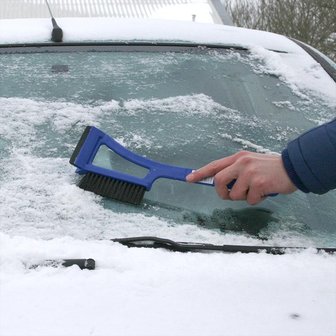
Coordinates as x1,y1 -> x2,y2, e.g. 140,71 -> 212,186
0,0 -> 232,24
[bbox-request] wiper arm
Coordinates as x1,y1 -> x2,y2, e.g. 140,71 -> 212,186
112,236 -> 336,255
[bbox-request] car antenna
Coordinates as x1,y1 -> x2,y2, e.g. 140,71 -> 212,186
45,0 -> 63,42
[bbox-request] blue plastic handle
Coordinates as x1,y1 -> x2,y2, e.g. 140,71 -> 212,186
72,126 -> 276,197
73,127 -> 195,190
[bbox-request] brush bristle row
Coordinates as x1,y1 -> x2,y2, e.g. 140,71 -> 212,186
78,173 -> 146,205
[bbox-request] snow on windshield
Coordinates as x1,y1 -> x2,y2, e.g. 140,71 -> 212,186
0,95 -> 292,245
249,46 -> 336,118
0,44 -> 335,336
0,95 -> 265,243
0,48 -> 335,244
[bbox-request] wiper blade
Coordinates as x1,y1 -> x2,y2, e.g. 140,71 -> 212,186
112,236 -> 336,255
27,258 -> 95,270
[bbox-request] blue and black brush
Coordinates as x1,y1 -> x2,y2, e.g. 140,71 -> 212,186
70,126 -> 275,205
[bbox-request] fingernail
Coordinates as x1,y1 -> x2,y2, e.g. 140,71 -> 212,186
186,173 -> 194,182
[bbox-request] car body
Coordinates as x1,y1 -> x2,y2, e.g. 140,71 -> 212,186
0,17 -> 335,336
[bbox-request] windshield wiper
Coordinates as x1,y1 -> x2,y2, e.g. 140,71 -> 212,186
112,236 -> 336,255
27,258 -> 95,270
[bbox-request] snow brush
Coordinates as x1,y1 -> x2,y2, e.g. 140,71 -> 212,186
70,126 -> 276,205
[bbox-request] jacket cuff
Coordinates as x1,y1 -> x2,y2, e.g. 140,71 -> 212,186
281,149 -> 309,193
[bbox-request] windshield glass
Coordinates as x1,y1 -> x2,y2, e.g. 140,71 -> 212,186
0,46 -> 335,247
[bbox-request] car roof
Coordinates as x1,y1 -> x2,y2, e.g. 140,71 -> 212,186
0,18 -> 306,54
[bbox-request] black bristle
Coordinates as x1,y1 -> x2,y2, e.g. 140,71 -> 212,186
78,173 -> 146,205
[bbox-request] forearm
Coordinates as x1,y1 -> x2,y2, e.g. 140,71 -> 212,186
282,119 -> 336,194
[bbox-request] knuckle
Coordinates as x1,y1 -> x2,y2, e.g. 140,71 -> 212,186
236,150 -> 248,157
253,177 -> 266,190
238,155 -> 253,166
230,188 -> 247,201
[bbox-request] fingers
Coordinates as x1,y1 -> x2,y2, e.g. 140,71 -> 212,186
229,159 -> 267,204
246,191 -> 264,205
227,175 -> 249,201
186,151 -> 292,205
186,160 -> 224,183
215,168 -> 263,204
186,152 -> 243,183
213,167 -> 237,200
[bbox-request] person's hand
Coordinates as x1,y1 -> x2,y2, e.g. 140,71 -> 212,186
186,151 -> 297,205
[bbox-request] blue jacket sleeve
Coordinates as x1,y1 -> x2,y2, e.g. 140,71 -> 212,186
281,118 -> 336,194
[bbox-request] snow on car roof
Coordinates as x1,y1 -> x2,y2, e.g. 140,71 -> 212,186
0,17 -> 305,54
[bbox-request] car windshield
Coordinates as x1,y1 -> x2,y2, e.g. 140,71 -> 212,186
0,45 -> 335,247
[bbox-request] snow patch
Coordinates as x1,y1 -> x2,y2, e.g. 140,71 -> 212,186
249,46 -> 336,106
1,233 -> 335,336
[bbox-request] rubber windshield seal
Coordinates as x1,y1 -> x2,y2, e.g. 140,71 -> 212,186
0,42 -> 247,54
0,41 -> 289,55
